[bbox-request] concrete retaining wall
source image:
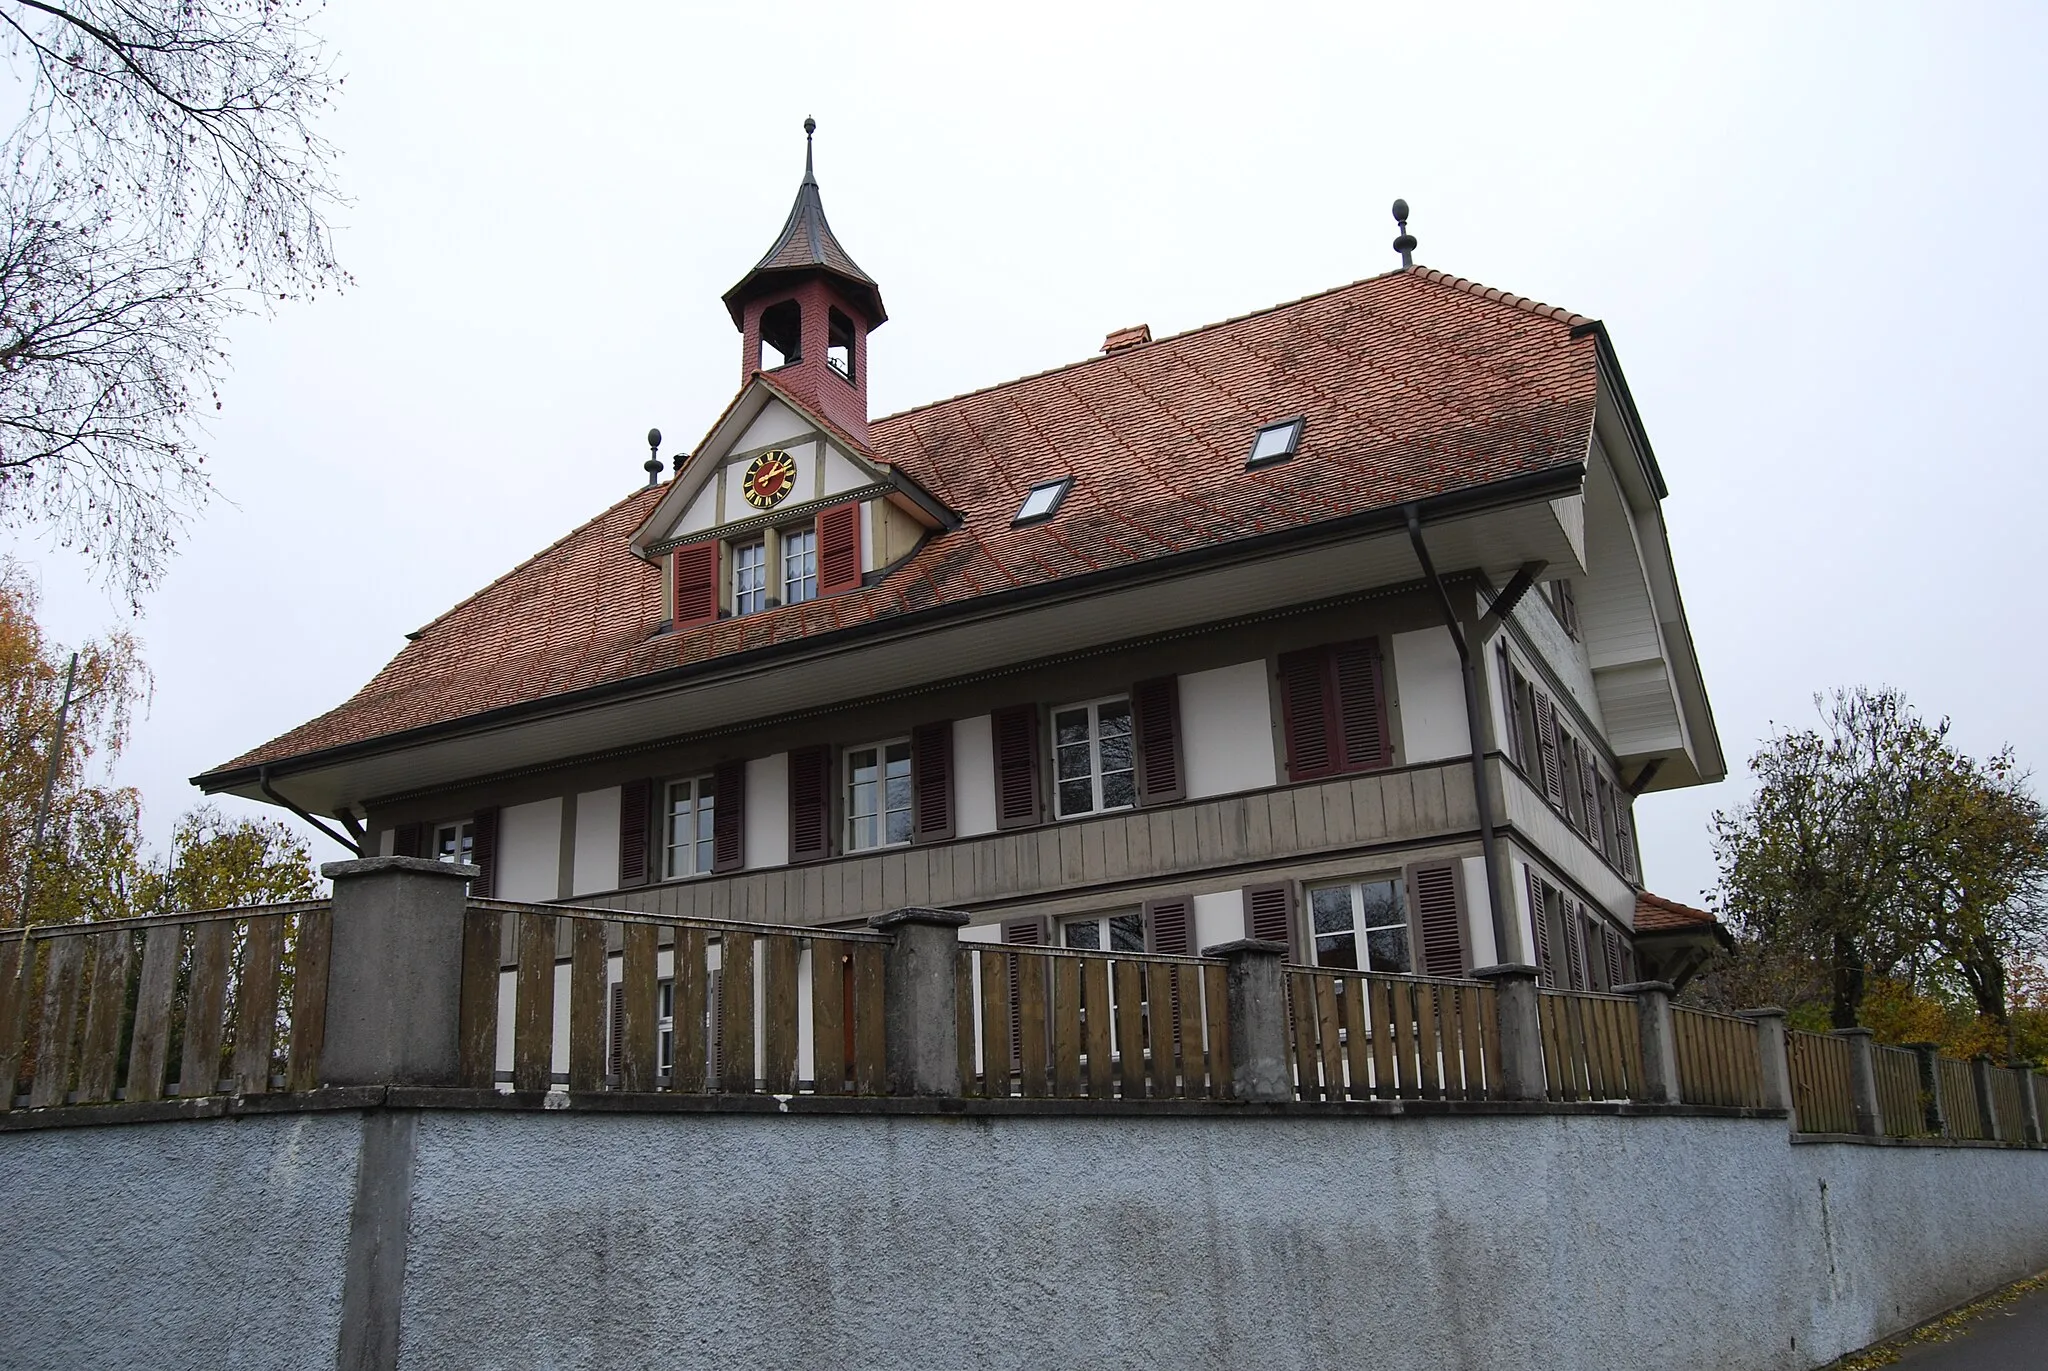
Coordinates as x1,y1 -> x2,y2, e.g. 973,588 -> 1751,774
4,1106 -> 2046,1370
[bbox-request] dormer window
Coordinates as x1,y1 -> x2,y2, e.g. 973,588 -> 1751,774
1013,477 -> 1071,526
828,307 -> 856,382
758,298 -> 801,371
1247,416 -> 1305,468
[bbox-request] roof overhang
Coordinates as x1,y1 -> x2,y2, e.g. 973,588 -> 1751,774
198,464 -> 1586,815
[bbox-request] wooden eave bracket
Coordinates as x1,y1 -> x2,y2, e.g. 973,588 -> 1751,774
1478,560 -> 1548,636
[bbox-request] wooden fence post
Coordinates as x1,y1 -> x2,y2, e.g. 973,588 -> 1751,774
1972,1057 -> 2004,1143
871,907 -> 969,1097
1472,964 -> 1546,1102
1618,981 -> 1679,1104
320,857 -> 477,1087
1907,1042 -> 1946,1136
1202,939 -> 1291,1102
1838,1028 -> 1883,1138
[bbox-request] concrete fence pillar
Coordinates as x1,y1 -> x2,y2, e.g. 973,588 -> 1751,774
319,857 -> 478,1088
1201,939 -> 1292,1102
1739,1007 -> 1792,1118
1838,1028 -> 1883,1138
871,907 -> 969,1097
2013,1062 -> 2044,1147
1617,981 -> 1679,1104
1908,1042 -> 1946,1136
1472,964 -> 1546,1102
1973,1057 -> 2004,1142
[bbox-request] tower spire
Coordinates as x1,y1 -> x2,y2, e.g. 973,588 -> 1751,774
804,115 -> 816,184
722,118 -> 885,327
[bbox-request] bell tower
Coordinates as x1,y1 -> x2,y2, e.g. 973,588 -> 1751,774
722,119 -> 887,445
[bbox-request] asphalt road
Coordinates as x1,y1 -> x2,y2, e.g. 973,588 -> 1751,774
1886,1282 -> 2048,1370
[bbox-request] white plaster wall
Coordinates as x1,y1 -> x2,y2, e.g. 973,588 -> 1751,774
959,923 -> 1001,945
736,400 -> 813,453
672,484 -> 718,537
1460,855 -> 1497,968
1193,891 -> 1245,953
1390,630 -> 1469,764
377,828 -> 396,857
496,799 -> 562,902
746,754 -> 789,869
822,444 -> 868,498
571,787 -> 621,897
954,715 -> 998,837
1181,662 -> 1277,799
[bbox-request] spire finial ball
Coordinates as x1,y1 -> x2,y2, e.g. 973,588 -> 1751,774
647,427 -> 661,451
804,116 -> 816,138
1392,198 -> 1410,224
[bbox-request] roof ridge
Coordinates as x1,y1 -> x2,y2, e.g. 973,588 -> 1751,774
407,485 -> 663,642
1403,265 -> 1594,327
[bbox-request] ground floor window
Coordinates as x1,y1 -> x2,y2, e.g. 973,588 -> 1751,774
433,821 -> 474,867
1308,876 -> 1410,973
1061,910 -> 1146,953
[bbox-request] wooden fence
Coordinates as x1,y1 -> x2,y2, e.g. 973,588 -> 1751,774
1788,1030 -> 1856,1134
1538,989 -> 1642,1102
0,902 -> 332,1110
1670,1006 -> 1761,1108
957,943 -> 1227,1100
1938,1057 -> 1986,1140
1872,1044 -> 1927,1138
1283,967 -> 1499,1102
460,900 -> 891,1094
1987,1066 -> 2028,1143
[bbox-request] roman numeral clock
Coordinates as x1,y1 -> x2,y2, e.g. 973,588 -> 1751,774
742,450 -> 799,510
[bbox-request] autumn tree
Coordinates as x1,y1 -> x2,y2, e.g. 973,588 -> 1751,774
0,0 -> 348,600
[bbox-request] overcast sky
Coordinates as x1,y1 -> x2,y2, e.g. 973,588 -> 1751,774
14,2 -> 2047,906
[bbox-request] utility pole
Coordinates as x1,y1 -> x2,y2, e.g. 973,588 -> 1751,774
14,651 -> 79,928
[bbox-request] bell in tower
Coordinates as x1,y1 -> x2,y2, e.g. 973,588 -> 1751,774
722,118 -> 887,445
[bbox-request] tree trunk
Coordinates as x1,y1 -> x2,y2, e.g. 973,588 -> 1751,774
1829,930 -> 1865,1029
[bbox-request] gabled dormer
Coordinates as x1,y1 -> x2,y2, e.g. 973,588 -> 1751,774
721,119 -> 886,446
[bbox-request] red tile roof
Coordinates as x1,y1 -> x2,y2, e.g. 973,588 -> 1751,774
207,266 -> 1601,778
1635,891 -> 1720,934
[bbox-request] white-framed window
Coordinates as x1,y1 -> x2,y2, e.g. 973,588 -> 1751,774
1051,696 -> 1136,819
733,540 -> 767,616
663,775 -> 717,879
781,524 -> 818,605
657,978 -> 675,1078
845,739 -> 912,852
1309,876 -> 1410,973
1061,910 -> 1145,953
433,821 -> 474,866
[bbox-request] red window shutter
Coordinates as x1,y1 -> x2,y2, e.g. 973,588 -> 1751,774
910,721 -> 955,843
1534,693 -> 1564,806
671,540 -> 720,628
1406,860 -> 1465,978
469,807 -> 499,898
1331,639 -> 1390,772
391,823 -> 425,859
816,501 -> 863,596
1144,896 -> 1194,956
1277,650 -> 1335,781
1527,869 -> 1554,987
1132,676 -> 1186,806
787,746 -> 832,864
608,981 -> 626,1081
618,779 -> 653,887
991,704 -> 1041,830
711,759 -> 746,873
1242,882 -> 1297,961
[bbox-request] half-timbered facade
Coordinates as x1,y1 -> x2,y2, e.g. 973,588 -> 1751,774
197,135 -> 1723,1065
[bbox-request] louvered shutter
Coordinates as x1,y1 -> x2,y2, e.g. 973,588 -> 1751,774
608,981 -> 626,1082
910,721 -> 955,843
1002,918 -> 1047,1076
469,807 -> 499,897
992,704 -> 1042,830
391,823 -> 425,859
787,746 -> 832,864
816,501 -> 863,596
1534,693 -> 1564,806
706,968 -> 723,1089
1406,860 -> 1465,978
1615,795 -> 1638,881
1578,751 -> 1600,839
1277,650 -> 1335,781
1558,579 -> 1579,638
1565,901 -> 1589,990
1131,676 -> 1187,805
1331,639 -> 1390,772
1602,925 -> 1625,989
1527,869 -> 1554,987
1144,896 -> 1195,956
618,779 -> 654,887
672,540 -> 720,628
711,759 -> 746,873
1242,882 -> 1298,961
1595,776 -> 1616,864
1496,645 -> 1519,766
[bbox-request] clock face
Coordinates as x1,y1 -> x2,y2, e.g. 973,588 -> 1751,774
741,450 -> 799,511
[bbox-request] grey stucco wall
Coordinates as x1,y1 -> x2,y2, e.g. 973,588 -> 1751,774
4,1107 -> 2046,1371
398,1110 -> 2048,1371
0,1111 -> 361,1371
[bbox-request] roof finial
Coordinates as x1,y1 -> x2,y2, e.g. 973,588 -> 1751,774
803,116 -> 817,184
1392,199 -> 1417,270
644,427 -> 663,488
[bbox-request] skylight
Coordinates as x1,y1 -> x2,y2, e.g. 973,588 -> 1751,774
1246,416 -> 1306,468
1014,478 -> 1071,525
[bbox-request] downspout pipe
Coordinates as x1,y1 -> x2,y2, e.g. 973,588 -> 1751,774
1403,504 -> 1515,966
